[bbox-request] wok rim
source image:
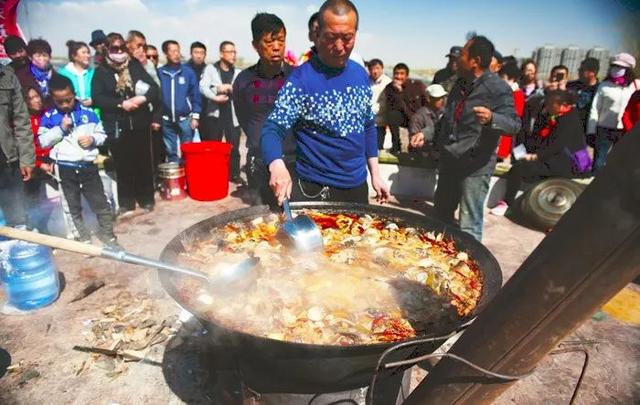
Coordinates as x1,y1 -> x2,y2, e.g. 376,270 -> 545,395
158,202 -> 503,355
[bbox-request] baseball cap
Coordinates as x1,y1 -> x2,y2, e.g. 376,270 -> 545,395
427,84 -> 447,98
610,53 -> 636,69
446,46 -> 462,58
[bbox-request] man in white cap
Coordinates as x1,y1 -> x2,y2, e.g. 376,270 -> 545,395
409,84 -> 447,151
587,52 -> 639,172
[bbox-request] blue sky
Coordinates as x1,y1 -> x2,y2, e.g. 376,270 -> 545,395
17,0 -> 632,69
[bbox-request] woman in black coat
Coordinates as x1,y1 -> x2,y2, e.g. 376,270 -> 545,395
492,90 -> 588,215
92,32 -> 160,215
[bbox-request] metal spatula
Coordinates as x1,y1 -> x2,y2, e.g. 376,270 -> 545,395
281,199 -> 324,252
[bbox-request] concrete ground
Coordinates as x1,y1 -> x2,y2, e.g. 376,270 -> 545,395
1,180 -> 638,404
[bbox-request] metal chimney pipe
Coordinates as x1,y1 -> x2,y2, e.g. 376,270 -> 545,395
404,130 -> 640,404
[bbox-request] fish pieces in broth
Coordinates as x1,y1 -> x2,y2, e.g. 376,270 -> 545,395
175,211 -> 483,345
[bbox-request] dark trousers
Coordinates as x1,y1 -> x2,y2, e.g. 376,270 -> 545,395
58,164 -> 114,241
504,160 -> 553,205
151,128 -> 165,184
291,178 -> 369,204
201,116 -> 241,178
592,126 -> 624,173
376,126 -> 386,150
387,110 -> 406,152
0,162 -> 27,226
24,170 -> 57,233
434,171 -> 491,241
111,128 -> 155,210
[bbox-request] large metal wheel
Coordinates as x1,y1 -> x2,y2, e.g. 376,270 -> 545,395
521,178 -> 585,230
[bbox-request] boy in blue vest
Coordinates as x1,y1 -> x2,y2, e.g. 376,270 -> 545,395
38,75 -> 120,249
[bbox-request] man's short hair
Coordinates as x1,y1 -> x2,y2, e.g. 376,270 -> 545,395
499,62 -> 521,82
393,63 -> 410,75
49,74 -> 75,95
580,57 -> 600,74
369,58 -> 383,68
551,64 -> 569,76
27,38 -> 52,56
219,41 -> 235,51
191,41 -> 206,52
467,35 -> 494,70
251,13 -> 287,42
318,0 -> 359,31
4,35 -> 26,55
162,40 -> 179,54
127,30 -> 146,42
308,11 -> 319,30
145,44 -> 157,52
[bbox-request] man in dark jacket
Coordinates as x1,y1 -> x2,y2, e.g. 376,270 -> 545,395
433,46 -> 461,87
384,63 -> 427,153
567,57 -> 599,141
159,40 -> 201,163
3,35 -> 29,71
0,65 -> 34,226
234,12 -> 294,204
434,35 -> 521,241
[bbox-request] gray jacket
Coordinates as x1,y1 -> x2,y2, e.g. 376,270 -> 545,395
409,106 -> 442,142
437,72 -> 521,175
199,62 -> 241,126
0,66 -> 34,167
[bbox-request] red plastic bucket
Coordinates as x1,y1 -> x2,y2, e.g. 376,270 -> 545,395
181,141 -> 232,201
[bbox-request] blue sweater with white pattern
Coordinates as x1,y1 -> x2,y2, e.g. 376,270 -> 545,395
261,55 -> 378,189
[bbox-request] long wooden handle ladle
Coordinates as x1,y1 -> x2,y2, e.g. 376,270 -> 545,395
0,226 -> 259,288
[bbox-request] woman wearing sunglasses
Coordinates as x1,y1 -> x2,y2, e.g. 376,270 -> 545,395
92,32 -> 161,217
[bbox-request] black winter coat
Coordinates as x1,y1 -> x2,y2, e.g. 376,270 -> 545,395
92,59 -> 160,139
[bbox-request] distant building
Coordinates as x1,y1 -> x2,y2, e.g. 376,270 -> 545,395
587,47 -> 611,79
532,45 -> 612,81
534,46 -> 562,80
561,47 -> 587,79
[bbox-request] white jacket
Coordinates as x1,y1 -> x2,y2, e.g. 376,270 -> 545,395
370,74 -> 392,126
587,79 -> 640,134
199,62 -> 241,126
38,105 -> 106,163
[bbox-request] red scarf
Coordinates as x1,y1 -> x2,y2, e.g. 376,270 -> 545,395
538,105 -> 573,139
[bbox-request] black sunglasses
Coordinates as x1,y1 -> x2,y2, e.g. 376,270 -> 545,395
109,45 -> 127,53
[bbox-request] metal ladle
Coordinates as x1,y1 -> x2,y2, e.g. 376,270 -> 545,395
0,226 -> 259,291
281,199 -> 324,252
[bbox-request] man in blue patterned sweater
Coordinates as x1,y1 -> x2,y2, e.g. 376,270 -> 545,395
261,0 -> 389,205
39,75 -> 119,249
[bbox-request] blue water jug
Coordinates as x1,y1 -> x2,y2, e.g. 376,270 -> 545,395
0,208 -> 6,241
0,242 -> 60,310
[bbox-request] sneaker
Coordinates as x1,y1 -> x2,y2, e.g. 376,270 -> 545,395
490,201 -> 509,216
141,204 -> 154,213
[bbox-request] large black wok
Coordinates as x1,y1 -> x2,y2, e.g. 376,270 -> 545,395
159,202 -> 502,393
